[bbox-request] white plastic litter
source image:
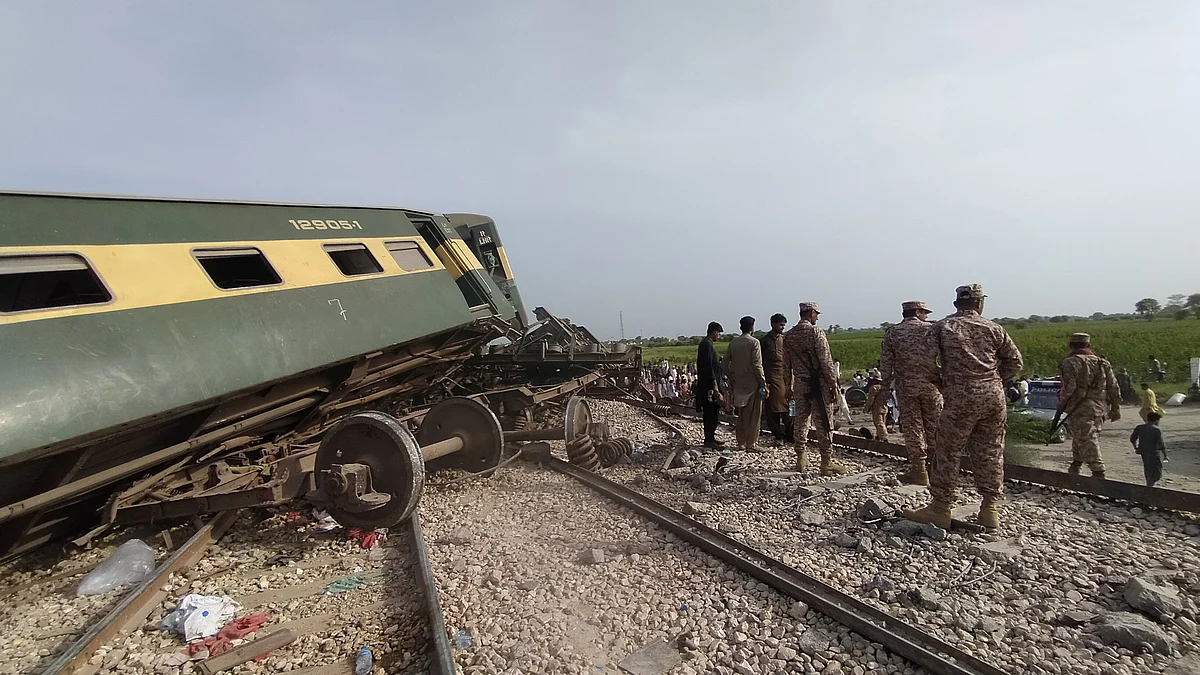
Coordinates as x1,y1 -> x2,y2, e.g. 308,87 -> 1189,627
1165,393 -> 1186,406
76,539 -> 156,596
161,594 -> 241,641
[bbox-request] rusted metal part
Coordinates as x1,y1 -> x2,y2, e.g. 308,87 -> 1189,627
0,397 -> 320,525
405,511 -> 456,675
46,510 -> 240,675
315,412 -> 425,529
550,459 -> 1007,675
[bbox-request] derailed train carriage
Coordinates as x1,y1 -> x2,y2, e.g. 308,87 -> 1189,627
0,191 -> 632,561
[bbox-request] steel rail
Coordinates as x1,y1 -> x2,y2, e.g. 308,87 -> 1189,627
405,509 -> 456,675
547,458 -> 1007,675
45,510 -> 241,675
826,432 -> 1200,513
607,396 -> 1200,514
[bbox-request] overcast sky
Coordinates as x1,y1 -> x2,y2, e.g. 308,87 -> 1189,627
3,2 -> 1199,338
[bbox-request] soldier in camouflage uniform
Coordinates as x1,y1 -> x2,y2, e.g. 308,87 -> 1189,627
1058,333 -> 1121,477
904,285 -> 1023,530
783,302 -> 850,475
879,300 -> 943,486
864,374 -> 889,442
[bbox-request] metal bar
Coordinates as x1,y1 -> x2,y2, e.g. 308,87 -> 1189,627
548,458 -> 1006,675
502,428 -> 565,442
45,510 -> 240,675
0,397 -> 320,525
404,510 -> 456,675
421,436 -> 466,461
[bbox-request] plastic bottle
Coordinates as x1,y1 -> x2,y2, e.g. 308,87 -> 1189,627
354,646 -> 373,675
788,400 -> 796,417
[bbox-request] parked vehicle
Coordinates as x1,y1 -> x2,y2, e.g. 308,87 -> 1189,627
1012,378 -> 1066,443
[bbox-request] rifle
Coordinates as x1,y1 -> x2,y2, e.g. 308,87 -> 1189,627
1046,409 -> 1067,445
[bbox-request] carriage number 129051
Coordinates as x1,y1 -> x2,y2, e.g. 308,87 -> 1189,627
289,219 -> 363,230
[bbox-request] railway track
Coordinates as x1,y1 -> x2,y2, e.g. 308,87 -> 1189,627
607,396 -> 1200,514
547,457 -> 1008,675
6,509 -> 453,675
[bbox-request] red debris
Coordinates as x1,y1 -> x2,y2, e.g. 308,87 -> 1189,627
184,614 -> 273,659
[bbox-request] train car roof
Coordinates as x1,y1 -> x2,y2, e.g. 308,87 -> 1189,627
0,190 -> 441,216
444,213 -> 496,227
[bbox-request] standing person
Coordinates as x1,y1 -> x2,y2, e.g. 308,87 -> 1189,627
1130,411 -> 1167,487
724,316 -> 767,452
784,302 -> 850,474
696,322 -> 725,448
904,285 -> 1023,530
1057,333 -> 1121,478
864,372 -> 889,441
1116,368 -> 1137,405
759,313 -> 790,443
1139,383 -> 1165,423
1147,355 -> 1166,382
832,360 -> 853,425
879,301 -> 943,484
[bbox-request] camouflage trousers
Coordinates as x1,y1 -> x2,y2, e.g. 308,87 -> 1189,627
871,402 -> 888,441
929,385 -> 1006,503
1069,404 -> 1106,474
897,383 -> 944,462
793,395 -> 833,458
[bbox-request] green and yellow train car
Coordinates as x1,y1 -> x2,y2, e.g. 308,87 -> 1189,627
0,191 -> 525,559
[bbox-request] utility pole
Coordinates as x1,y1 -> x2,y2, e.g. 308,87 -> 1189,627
620,311 -> 625,340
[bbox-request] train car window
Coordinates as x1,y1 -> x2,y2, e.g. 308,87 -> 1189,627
193,248 -> 282,290
323,243 -> 383,276
0,254 -> 112,313
385,240 -> 435,271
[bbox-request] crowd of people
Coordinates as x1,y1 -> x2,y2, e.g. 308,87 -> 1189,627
680,283 -> 1172,531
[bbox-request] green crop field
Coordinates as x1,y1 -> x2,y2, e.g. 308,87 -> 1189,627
640,318 -> 1199,394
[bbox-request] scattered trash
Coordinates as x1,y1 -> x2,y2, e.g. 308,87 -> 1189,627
182,614 -> 273,660
162,594 -> 241,641
347,527 -> 387,550
454,629 -> 473,650
263,553 -> 298,567
324,573 -> 381,595
1165,393 -> 1186,406
634,444 -> 646,454
195,625 -> 292,675
312,509 -> 340,532
354,646 -> 373,675
77,539 -> 156,596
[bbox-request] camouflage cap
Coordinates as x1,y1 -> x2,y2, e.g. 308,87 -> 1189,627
798,301 -> 820,314
955,284 -> 986,301
901,301 -> 930,312
1069,332 -> 1091,345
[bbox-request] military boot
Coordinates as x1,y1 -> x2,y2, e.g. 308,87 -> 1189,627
819,454 -> 851,476
794,449 -> 809,472
902,499 -> 952,529
1067,462 -> 1082,476
898,459 -> 929,486
978,497 -> 1000,529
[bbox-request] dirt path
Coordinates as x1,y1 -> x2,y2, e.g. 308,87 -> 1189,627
1022,403 -> 1200,492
